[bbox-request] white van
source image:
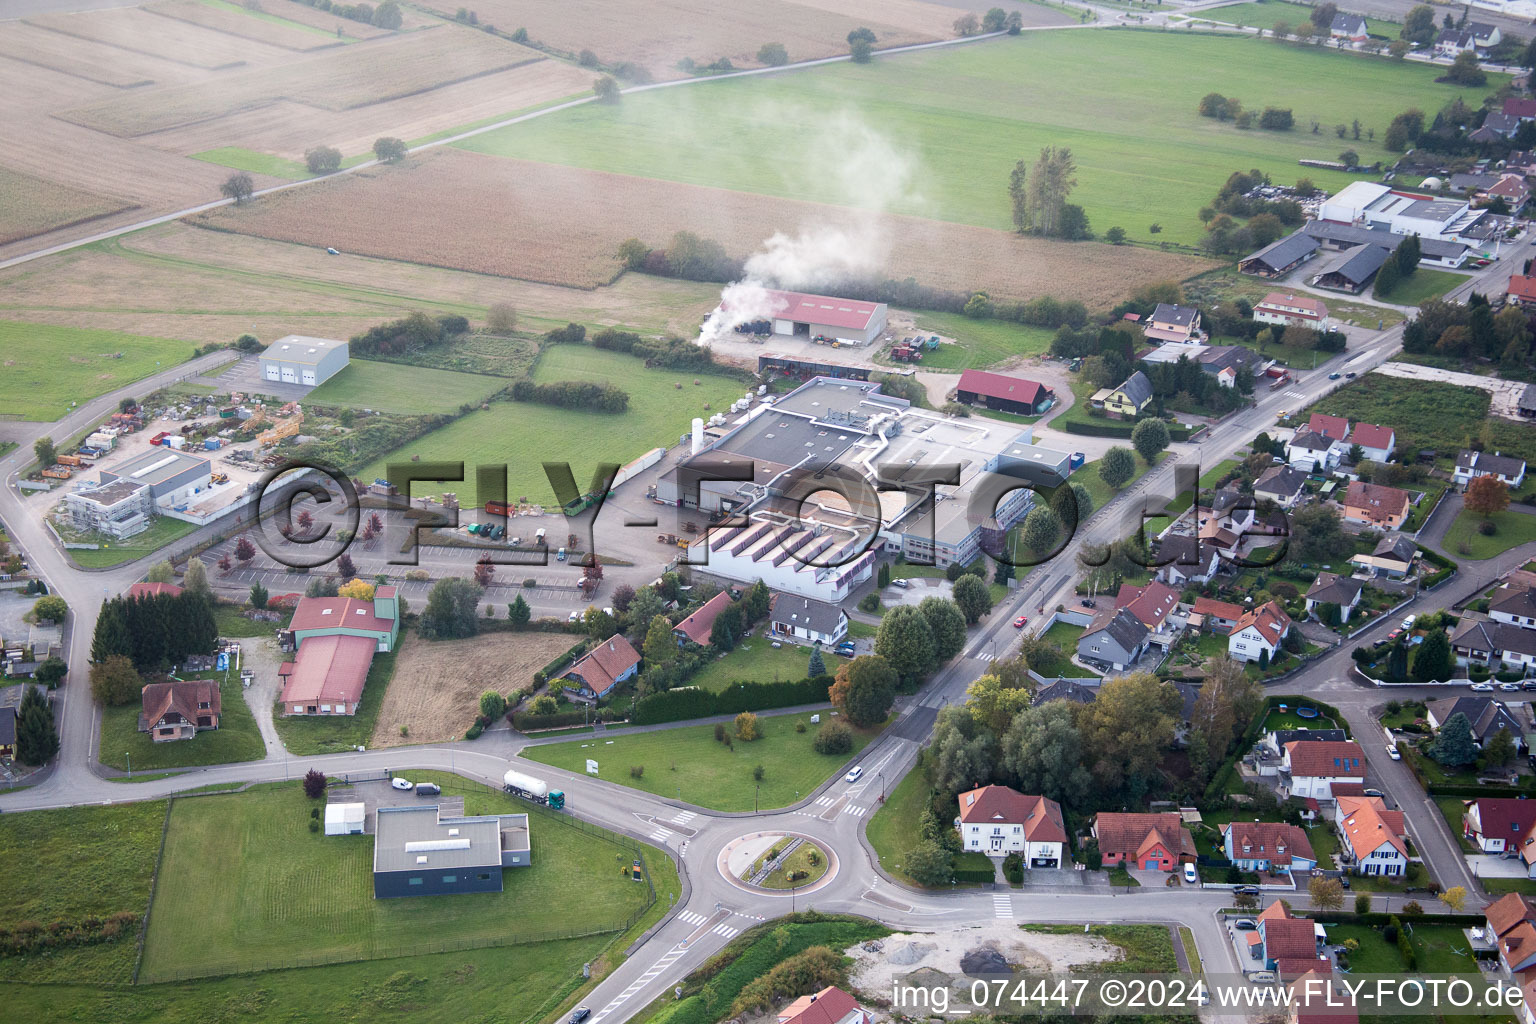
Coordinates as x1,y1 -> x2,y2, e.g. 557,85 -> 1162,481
556,547 -> 566,562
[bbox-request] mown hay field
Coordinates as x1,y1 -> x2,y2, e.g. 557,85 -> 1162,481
193,148 -> 1212,300
305,358 -> 508,414
58,26 -> 542,137
0,165 -> 136,245
26,5 -> 293,69
0,22 -> 178,87
145,0 -> 342,51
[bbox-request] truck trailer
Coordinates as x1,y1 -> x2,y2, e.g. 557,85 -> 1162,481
504,768 -> 565,809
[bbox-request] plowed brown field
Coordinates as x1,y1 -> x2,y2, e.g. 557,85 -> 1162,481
193,148 -> 1213,305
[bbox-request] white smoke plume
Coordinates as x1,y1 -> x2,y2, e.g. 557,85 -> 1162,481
699,112 -> 921,345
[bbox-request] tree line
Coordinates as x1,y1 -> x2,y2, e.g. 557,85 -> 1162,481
1008,146 -> 1091,241
350,311 -> 470,358
91,589 -> 217,672
1403,293 -> 1534,367
509,378 -> 629,413
1197,94 -> 1294,132
288,0 -> 402,28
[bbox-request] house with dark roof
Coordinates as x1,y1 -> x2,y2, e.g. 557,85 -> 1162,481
674,591 -> 734,647
1348,423 -> 1395,463
1351,533 -> 1418,578
1334,796 -> 1409,876
1507,96 -> 1536,121
372,804 -> 530,899
1240,231 -> 1320,278
1470,22 -> 1502,47
1076,606 -> 1151,671
1092,811 -> 1196,871
1329,12 -> 1367,41
1464,797 -> 1536,854
956,785 -> 1067,865
769,593 -> 848,646
1305,572 -> 1364,623
1435,28 -> 1478,56
1454,450 -> 1527,491
1113,580 -> 1181,644
139,678 -> 220,742
1314,244 -> 1391,293
1280,739 -> 1365,801
954,369 -> 1053,415
1093,370 -> 1153,420
1451,171 -> 1501,195
1222,821 -> 1317,874
1342,480 -> 1411,529
1262,727 -> 1350,758
1450,617 -> 1536,678
1288,429 -> 1341,473
1426,696 -> 1525,751
1255,464 -> 1308,508
1033,679 -> 1098,705
1144,303 -> 1203,344
1155,535 -> 1224,587
1492,585 -> 1536,630
1228,600 -> 1291,664
1196,344 -> 1269,383
561,634 -> 640,699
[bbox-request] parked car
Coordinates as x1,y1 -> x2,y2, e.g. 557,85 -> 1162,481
1328,372 -> 1341,380
1401,615 -> 1416,630
1363,789 -> 1384,798
1387,746 -> 1402,760
1339,875 -> 1351,889
416,782 -> 441,796
1013,615 -> 1029,628
1233,919 -> 1258,931
845,766 -> 864,783
1183,863 -> 1199,884
391,777 -> 414,791
1472,682 -> 1496,692
568,1008 -> 591,1024
1501,682 -> 1522,692
1522,681 -> 1536,691
1345,372 -> 1357,379
1234,885 -> 1260,896
890,578 -> 909,589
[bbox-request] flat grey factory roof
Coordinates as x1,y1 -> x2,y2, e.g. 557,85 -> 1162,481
263,335 -> 346,366
75,479 -> 146,505
101,447 -> 209,486
372,805 -> 525,873
769,378 -> 904,420
713,410 -> 863,469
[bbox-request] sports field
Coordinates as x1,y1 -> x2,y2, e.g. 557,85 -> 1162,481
139,782 -> 658,981
355,346 -> 744,507
305,358 -> 507,414
459,30 -> 1495,247
0,320 -> 192,421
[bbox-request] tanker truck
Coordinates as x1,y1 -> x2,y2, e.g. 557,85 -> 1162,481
503,768 -> 565,810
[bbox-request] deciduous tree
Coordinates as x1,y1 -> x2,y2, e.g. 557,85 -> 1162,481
1099,446 -> 1136,488
89,654 -> 141,707
951,574 -> 993,625
304,145 -> 342,173
372,136 -> 406,162
1485,727 -> 1517,770
1000,701 -> 1090,807
419,577 -> 481,639
874,605 -> 936,684
303,768 -> 327,799
1466,474 -> 1510,518
919,596 -> 968,661
1309,874 -> 1345,910
965,672 -> 1032,736
1131,418 -> 1170,464
32,436 -> 55,470
1020,505 -> 1061,555
1077,672 -> 1182,798
831,655 -> 897,727
643,614 -> 677,666
235,536 -> 256,563
220,173 -> 254,203
757,41 -> 788,65
182,558 -> 210,599
145,560 -> 175,584
479,690 -> 506,720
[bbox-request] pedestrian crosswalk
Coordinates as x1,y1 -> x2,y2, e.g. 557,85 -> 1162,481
813,795 -> 834,807
649,825 -> 673,842
844,804 -> 867,818
677,910 -> 707,926
670,810 -> 696,825
711,923 -> 740,938
993,895 -> 1013,919
1283,389 -> 1306,399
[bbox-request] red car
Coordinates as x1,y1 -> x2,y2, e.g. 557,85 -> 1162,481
1013,615 -> 1028,628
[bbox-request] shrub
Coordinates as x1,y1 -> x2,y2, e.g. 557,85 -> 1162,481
715,722 -> 727,743
735,711 -> 760,741
303,768 -> 327,798
753,764 -> 765,781
1479,519 -> 1497,536
795,720 -> 807,733
465,721 -> 484,740
630,765 -> 644,779
813,719 -> 853,755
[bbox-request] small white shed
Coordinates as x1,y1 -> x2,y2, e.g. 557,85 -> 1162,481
324,802 -> 365,836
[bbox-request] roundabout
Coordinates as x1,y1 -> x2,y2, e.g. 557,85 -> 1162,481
717,830 -> 840,897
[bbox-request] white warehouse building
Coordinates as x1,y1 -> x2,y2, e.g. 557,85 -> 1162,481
725,289 -> 888,346
260,335 -> 350,387
1317,181 -> 1486,242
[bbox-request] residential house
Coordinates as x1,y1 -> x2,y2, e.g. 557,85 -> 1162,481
1093,370 -> 1154,420
673,591 -> 734,647
561,635 -> 641,699
769,593 -> 848,646
1255,465 -> 1308,508
1221,821 -> 1317,874
1493,586 -> 1536,630
1334,796 -> 1409,876
1288,430 -> 1341,473
1262,727 -> 1350,759
1351,534 -> 1418,579
1474,118 -> 1517,143
1426,696 -> 1525,752
1455,450 -> 1527,490
1304,572 -> 1364,623
1507,151 -> 1536,176
1154,535 -> 1224,587
1113,580 -> 1181,647
127,581 -> 182,599
1451,171 -> 1502,195
1329,12 -> 1368,42
1472,22 -> 1503,48
1144,303 -> 1203,344
1192,596 -> 1244,632
1450,617 -> 1536,677
1076,606 -> 1151,671
1347,423 -> 1395,464
955,785 -> 1067,865
1510,275 -> 1536,309
1306,413 -> 1350,443
1342,481 -> 1411,529
1280,739 -> 1366,801
1256,900 -> 1323,971
1228,600 -> 1292,664
1197,345 -> 1269,385
1505,96 -> 1536,122
1491,174 -> 1531,212
138,678 -> 220,742
1486,893 -> 1536,977
1254,292 -> 1328,328
1033,678 -> 1098,705
776,986 -> 870,1024
1464,797 -> 1536,853
1434,29 -> 1478,56
1091,811 -> 1196,871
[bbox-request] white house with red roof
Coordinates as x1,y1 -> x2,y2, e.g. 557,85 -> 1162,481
279,588 -> 399,716
1227,600 -> 1291,663
561,634 -> 641,699
1254,292 -> 1328,328
1221,820 -> 1317,874
1305,413 -> 1350,443
1333,795 -> 1409,876
1347,423 -> 1395,463
776,986 -> 869,1024
956,784 -> 1067,865
1281,740 -> 1366,801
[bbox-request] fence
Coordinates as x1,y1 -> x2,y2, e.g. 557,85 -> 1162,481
130,800 -> 176,984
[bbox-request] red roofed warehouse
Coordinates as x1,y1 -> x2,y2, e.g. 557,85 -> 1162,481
956,785 -> 1067,866
1092,811 -> 1196,871
726,288 -> 888,346
954,369 -> 1054,416
280,587 -> 400,716
561,634 -> 641,699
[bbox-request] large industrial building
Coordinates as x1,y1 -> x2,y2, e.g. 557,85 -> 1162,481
98,447 -> 211,502
372,805 -> 530,899
260,335 -> 350,387
724,289 -> 888,346
1317,181 -> 1488,242
658,376 -> 1071,592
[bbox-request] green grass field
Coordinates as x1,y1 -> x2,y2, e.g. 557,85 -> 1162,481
903,313 -> 1056,371
305,358 -> 507,414
522,711 -> 885,811
1377,267 -> 1467,307
140,781 -> 658,982
1443,507 -> 1536,560
272,645 -> 396,755
0,321 -> 192,422
214,601 -> 291,637
458,31 -> 1495,247
62,514 -> 200,569
864,763 -> 934,886
1203,1 -> 1400,36
356,347 -> 743,507
98,668 -> 265,771
191,147 -> 314,180
688,638 -> 824,692
0,801 -> 165,984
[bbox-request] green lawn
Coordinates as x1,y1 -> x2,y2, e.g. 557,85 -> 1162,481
865,761 -> 934,886
0,801 -> 166,984
1164,459 -> 1241,515
1022,924 -> 1176,971
140,779 -> 659,982
272,645 -> 396,755
689,638 -> 825,692
1434,795 -> 1480,853
305,358 -> 507,414
1202,1 -> 1399,36
1443,508 -> 1536,560
759,840 -> 830,889
191,147 -> 314,180
902,313 -> 1056,371
99,668 -> 265,771
1326,923 -> 1407,973
1040,620 -> 1085,648
214,601 -> 291,637
356,347 -> 744,507
456,31 -> 1495,248
0,321 -> 195,422
1377,267 -> 1468,307
1261,705 -> 1338,732
1484,877 -> 1536,896
62,515 -> 201,569
522,711 -> 887,811
1306,822 -> 1338,867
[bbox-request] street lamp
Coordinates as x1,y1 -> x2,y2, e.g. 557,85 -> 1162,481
125,752 -> 131,776
755,783 -> 760,813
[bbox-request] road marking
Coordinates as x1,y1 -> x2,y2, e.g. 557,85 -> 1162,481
844,804 -> 867,817
1284,389 -> 1306,399
712,923 -> 739,937
592,942 -> 688,1022
813,795 -> 832,806
649,827 -> 673,842
993,894 -> 1014,919
819,795 -> 847,820
677,910 -> 706,925
670,810 -> 696,824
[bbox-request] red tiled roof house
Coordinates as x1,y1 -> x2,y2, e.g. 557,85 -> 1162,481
1092,811 -> 1196,871
956,785 -> 1068,866
673,591 -> 734,647
561,634 -> 641,699
140,678 -> 220,742
1334,796 -> 1408,876
1282,740 -> 1366,801
1227,600 -> 1291,664
776,986 -> 870,1024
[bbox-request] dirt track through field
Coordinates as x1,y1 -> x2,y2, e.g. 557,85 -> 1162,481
370,630 -> 576,748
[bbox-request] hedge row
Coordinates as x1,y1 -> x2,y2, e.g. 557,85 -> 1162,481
952,866 -> 996,884
1061,418 -> 1194,441
631,676 -> 833,726
511,707 -> 621,731
534,640 -> 590,685
1426,782 -> 1528,798
1303,912 -> 1479,927
0,912 -> 138,957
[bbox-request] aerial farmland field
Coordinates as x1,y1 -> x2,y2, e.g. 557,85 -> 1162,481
304,358 -> 508,414
458,29 -> 1498,247
0,165 -> 136,246
0,320 -> 194,421
355,346 -> 744,507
